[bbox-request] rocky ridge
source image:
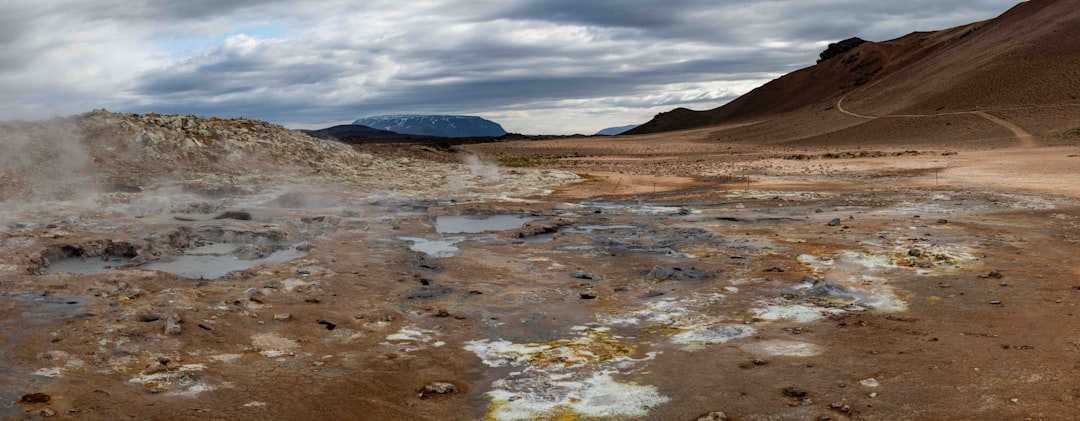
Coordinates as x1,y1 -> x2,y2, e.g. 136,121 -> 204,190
0,110 -> 577,203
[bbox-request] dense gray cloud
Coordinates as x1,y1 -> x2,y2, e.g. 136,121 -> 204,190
0,0 -> 1020,134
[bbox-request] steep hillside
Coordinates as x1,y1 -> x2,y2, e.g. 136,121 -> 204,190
629,0 -> 1080,138
354,115 -> 507,138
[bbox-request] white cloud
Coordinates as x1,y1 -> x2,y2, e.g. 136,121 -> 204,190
0,0 -> 1020,133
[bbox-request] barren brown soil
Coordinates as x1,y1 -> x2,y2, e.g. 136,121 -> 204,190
2,108 -> 1080,420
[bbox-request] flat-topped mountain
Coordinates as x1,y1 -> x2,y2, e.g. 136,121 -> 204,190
354,115 -> 507,138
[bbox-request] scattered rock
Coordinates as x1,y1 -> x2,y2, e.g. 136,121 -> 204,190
41,408 -> 56,417
647,265 -> 708,282
764,266 -> 785,273
273,313 -> 292,322
164,314 -> 182,335
818,37 -> 867,63
579,293 -> 597,300
20,393 -> 51,403
828,218 -> 841,227
317,320 -> 337,330
434,309 -> 450,317
145,359 -> 169,375
571,271 -> 602,280
990,300 -> 1002,305
807,283 -> 852,298
908,248 -> 922,257
988,270 -> 1003,279
782,387 -> 808,398
214,211 -> 252,221
418,381 -> 458,399
697,411 -> 728,421
138,314 -> 162,323
859,378 -> 880,388
937,219 -> 949,224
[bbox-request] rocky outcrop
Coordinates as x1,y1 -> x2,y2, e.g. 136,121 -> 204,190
818,37 -> 867,63
0,110 -> 580,203
353,115 -> 507,138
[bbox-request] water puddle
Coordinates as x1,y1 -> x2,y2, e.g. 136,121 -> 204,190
566,224 -> 637,233
140,246 -> 306,279
47,242 -> 307,279
434,215 -> 539,234
46,255 -> 133,275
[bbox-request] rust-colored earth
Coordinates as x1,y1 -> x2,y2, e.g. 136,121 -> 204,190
4,110 -> 1080,420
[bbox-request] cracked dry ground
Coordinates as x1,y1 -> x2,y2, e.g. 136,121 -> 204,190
3,163 -> 1080,420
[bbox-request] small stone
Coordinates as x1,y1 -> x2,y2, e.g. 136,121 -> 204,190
988,270 -> 1003,279
782,387 -> 807,398
579,293 -> 597,300
828,218 -> 841,226
990,300 -> 1002,305
21,393 -> 50,403
908,248 -> 922,257
753,358 -> 767,366
937,219 -> 949,224
41,408 -> 55,417
434,309 -> 450,318
859,378 -> 880,388
696,411 -> 728,421
868,392 -> 878,398
1010,398 -> 1019,404
419,382 -> 458,398
145,360 -> 169,375
164,314 -> 182,335
273,313 -> 292,322
571,272 -> 601,280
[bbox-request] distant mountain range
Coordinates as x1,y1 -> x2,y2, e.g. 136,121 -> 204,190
595,125 -> 639,136
354,115 -> 506,138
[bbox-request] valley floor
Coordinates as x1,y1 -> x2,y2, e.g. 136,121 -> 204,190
3,136 -> 1080,420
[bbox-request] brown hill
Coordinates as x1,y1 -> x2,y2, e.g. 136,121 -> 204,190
628,0 -> 1080,144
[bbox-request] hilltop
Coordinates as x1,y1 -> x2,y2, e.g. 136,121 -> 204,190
628,0 -> 1080,147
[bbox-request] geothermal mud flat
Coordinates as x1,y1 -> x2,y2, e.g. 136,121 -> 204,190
2,155 -> 1080,420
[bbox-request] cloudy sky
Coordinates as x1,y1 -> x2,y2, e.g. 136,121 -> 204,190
0,0 -> 1019,134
